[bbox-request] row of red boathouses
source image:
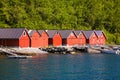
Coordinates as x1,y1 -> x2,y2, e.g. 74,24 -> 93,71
0,28 -> 106,48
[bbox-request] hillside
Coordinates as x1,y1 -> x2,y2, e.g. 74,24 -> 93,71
0,0 -> 120,44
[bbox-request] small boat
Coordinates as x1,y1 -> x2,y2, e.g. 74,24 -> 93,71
101,49 -> 120,54
116,50 -> 120,54
8,55 -> 32,59
113,47 -> 120,54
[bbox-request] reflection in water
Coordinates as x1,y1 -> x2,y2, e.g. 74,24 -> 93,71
18,54 -> 49,80
0,54 -> 120,80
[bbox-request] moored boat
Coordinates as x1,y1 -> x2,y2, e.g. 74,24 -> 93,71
101,49 -> 120,54
8,55 -> 32,59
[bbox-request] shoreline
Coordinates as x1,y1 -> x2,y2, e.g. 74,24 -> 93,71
0,45 -> 120,58
0,47 -> 48,57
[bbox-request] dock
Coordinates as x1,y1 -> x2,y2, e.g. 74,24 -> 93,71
0,47 -> 48,59
0,48 -> 28,59
0,48 -> 17,56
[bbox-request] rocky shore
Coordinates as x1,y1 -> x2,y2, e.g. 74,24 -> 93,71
0,47 -> 48,58
40,45 -> 120,54
0,45 -> 120,59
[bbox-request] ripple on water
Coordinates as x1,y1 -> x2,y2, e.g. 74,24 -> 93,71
0,54 -> 120,80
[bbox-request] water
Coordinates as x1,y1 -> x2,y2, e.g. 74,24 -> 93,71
0,53 -> 120,80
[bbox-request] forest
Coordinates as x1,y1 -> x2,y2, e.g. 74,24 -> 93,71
0,0 -> 120,44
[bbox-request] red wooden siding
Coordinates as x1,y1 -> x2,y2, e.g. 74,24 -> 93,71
88,33 -> 98,45
0,29 -> 30,48
0,39 -> 19,47
19,30 -> 30,48
67,32 -> 77,46
76,33 -> 86,45
41,31 -> 48,47
30,31 -> 41,48
0,29 -> 107,47
97,33 -> 106,45
53,33 -> 62,46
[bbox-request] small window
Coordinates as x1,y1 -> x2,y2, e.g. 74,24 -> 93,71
23,31 -> 26,36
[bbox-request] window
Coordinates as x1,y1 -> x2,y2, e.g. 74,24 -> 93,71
23,31 -> 26,36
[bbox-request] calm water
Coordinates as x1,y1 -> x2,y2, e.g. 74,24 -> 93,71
0,53 -> 120,80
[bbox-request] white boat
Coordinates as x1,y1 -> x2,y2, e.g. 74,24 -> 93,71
116,50 -> 120,54
101,49 -> 120,54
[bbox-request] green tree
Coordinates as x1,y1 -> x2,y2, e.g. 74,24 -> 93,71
0,0 -> 120,44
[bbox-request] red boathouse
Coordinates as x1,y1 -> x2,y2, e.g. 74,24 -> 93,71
0,28 -> 30,48
59,30 -> 77,46
47,30 -> 62,46
83,30 -> 98,45
74,30 -> 86,46
38,30 -> 49,47
95,30 -> 106,45
28,30 -> 41,48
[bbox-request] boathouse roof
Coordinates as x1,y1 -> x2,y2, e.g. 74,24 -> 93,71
95,30 -> 107,39
38,30 -> 44,34
46,30 -> 58,38
95,30 -> 103,36
59,30 -> 75,39
38,30 -> 49,37
83,30 -> 94,39
0,28 -> 26,39
74,30 -> 83,35
28,30 -> 36,37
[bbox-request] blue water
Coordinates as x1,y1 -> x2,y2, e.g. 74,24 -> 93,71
0,53 -> 120,80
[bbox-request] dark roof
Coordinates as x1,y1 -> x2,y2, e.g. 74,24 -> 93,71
38,30 -> 44,34
83,30 -> 94,39
95,30 -> 106,39
38,30 -> 49,37
94,30 -> 103,36
0,28 -> 26,39
59,30 -> 74,38
46,30 -> 58,38
28,30 -> 36,37
38,30 -> 48,35
74,30 -> 83,35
